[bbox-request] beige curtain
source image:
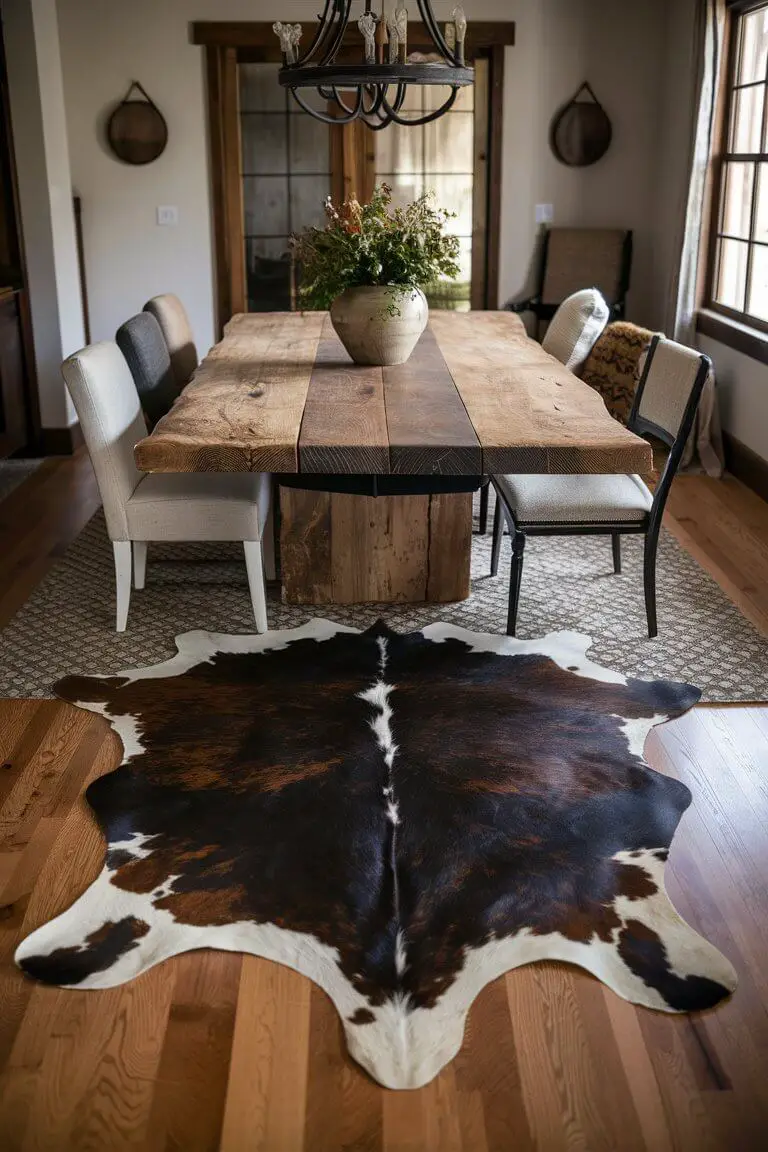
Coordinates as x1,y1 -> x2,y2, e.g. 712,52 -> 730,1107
665,0 -> 727,477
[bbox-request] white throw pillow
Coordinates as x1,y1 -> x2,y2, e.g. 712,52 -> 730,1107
541,288 -> 610,375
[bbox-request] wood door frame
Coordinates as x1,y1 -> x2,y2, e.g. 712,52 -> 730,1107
197,22 -> 514,332
0,20 -> 40,452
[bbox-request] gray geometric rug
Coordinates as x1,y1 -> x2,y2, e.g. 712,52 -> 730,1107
1,493 -> 767,701
0,458 -> 42,503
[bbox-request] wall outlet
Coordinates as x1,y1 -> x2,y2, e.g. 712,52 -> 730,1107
156,205 -> 179,226
535,203 -> 554,225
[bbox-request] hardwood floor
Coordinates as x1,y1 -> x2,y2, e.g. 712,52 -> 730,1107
0,453 -> 767,1151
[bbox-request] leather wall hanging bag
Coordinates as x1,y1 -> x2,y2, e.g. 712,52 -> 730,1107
550,82 -> 612,167
107,81 -> 168,166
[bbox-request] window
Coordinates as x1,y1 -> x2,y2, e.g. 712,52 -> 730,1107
196,23 -> 513,327
710,3 -> 768,325
239,64 -> 331,311
374,79 -> 480,311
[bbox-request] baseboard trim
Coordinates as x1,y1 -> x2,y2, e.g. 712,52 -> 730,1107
723,431 -> 768,503
36,424 -> 84,456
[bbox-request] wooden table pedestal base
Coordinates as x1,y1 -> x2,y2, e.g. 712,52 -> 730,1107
279,488 -> 473,604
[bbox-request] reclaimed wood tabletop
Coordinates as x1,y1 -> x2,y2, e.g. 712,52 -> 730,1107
134,311 -> 653,477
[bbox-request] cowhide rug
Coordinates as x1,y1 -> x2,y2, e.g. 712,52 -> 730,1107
16,620 -> 737,1089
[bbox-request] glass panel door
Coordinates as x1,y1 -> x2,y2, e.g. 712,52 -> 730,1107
239,64 -> 332,311
372,67 -> 487,311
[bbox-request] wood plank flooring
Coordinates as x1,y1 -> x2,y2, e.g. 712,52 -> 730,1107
0,452 -> 767,1150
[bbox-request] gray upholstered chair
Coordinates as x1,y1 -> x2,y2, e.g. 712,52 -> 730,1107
144,293 -> 199,389
115,313 -> 179,428
489,335 -> 712,639
61,342 -> 272,633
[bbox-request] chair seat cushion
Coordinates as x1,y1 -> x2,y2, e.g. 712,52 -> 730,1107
126,472 -> 270,541
495,472 -> 653,524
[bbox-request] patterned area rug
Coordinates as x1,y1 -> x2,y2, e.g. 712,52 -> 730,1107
0,495 -> 767,701
16,621 -> 737,1089
0,458 -> 42,503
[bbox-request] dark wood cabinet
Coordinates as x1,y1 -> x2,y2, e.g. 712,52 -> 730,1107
0,290 -> 28,457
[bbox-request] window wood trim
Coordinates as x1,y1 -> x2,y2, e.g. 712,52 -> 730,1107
203,23 -> 512,332
703,0 -> 768,336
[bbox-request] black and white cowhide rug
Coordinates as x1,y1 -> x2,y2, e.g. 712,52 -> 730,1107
16,621 -> 736,1089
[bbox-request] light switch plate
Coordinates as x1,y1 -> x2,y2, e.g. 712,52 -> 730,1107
535,203 -> 554,224
157,205 -> 179,226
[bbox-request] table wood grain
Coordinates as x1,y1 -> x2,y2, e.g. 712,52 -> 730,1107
134,311 -> 653,477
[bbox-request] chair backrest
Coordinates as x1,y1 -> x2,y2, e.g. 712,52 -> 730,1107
627,336 -> 711,534
116,312 -> 178,428
541,228 -> 632,307
61,342 -> 147,541
143,293 -> 198,388
629,335 -> 711,449
541,288 -> 610,375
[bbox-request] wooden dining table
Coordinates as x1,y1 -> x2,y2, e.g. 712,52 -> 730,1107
135,310 -> 652,605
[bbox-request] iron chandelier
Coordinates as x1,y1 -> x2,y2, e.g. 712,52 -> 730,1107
273,1 -> 473,129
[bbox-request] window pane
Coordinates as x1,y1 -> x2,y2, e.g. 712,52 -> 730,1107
731,84 -> 764,152
721,162 -> 754,237
240,64 -> 284,112
241,114 -> 287,175
245,238 -> 292,312
427,174 -> 473,234
747,243 -> 768,319
425,238 -> 472,311
424,83 -> 474,112
375,122 -> 422,176
424,112 -> 474,173
715,237 -> 749,310
243,176 -> 289,235
289,114 -> 330,174
379,173 -> 425,207
738,8 -> 768,85
290,175 -> 331,232
755,163 -> 768,240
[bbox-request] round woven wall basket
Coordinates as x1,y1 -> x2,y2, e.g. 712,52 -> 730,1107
550,82 -> 612,168
107,81 -> 168,166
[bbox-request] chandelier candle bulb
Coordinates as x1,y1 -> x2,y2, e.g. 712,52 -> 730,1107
387,16 -> 399,64
395,5 -> 408,64
358,11 -> 377,64
452,6 -> 467,64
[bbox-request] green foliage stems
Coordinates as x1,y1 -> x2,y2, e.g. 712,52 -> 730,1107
291,183 -> 461,312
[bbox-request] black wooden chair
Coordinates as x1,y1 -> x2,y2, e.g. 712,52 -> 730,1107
489,335 -> 712,638
508,227 -> 633,336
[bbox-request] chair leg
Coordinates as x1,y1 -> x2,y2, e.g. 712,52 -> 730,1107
113,541 -> 132,632
507,530 -> 526,636
244,540 -> 268,634
133,541 -> 147,589
643,529 -> 659,639
262,504 -> 276,582
490,497 -> 504,576
611,532 -> 622,575
478,483 -> 489,535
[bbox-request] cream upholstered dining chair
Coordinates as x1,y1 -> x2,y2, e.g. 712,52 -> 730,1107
61,342 -> 272,634
489,335 -> 712,639
478,286 -> 612,534
541,287 -> 611,376
143,294 -> 199,390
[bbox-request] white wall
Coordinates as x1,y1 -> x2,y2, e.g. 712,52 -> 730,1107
55,0 -> 670,362
4,0 -> 83,429
699,335 -> 768,461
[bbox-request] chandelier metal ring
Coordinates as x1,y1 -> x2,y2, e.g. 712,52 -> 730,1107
273,0 -> 473,128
